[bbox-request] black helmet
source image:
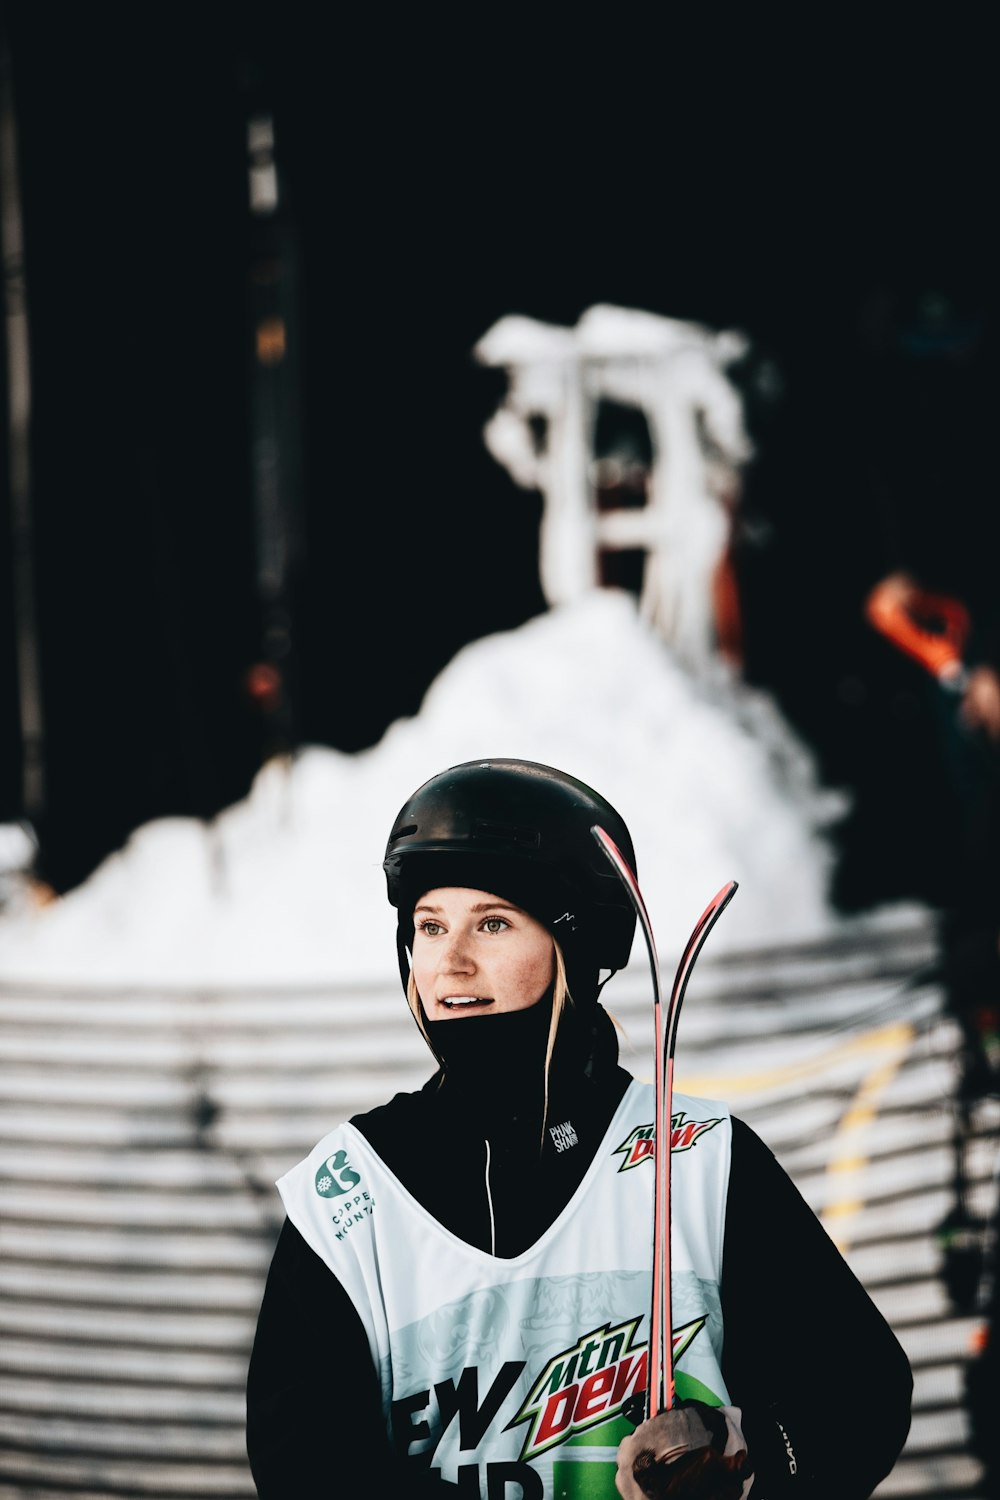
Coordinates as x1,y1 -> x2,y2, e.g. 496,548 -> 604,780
383,758 -> 637,980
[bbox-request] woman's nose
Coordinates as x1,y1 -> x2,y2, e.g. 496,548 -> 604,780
441,933 -> 474,971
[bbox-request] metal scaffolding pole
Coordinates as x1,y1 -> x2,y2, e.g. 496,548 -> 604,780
0,26 -> 44,826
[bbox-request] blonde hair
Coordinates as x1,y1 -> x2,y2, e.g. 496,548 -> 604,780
406,938 -> 572,1147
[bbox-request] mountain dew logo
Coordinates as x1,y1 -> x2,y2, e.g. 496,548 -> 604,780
508,1315 -> 706,1461
614,1112 -> 722,1171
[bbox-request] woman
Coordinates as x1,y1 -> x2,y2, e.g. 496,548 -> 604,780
246,758 -> 912,1498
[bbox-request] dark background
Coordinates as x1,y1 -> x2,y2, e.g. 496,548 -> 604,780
2,12 -> 997,912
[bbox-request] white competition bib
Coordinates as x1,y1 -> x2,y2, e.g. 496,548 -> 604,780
278,1080 -> 731,1498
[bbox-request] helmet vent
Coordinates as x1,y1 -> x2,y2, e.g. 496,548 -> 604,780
391,824 -> 418,840
475,819 -> 541,849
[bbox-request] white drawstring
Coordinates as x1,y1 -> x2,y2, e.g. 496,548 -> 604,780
485,1139 -> 496,1256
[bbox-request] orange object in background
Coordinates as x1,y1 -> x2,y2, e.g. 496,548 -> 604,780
712,547 -> 744,669
244,662 -> 283,712
865,571 -> 971,685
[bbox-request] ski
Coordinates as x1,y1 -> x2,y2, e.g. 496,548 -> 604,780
592,825 -> 737,1419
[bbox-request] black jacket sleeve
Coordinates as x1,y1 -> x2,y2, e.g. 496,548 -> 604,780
721,1117 -> 913,1499
246,1218 -> 400,1497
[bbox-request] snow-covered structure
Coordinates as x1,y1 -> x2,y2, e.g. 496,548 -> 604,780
0,308 -> 863,989
474,304 -> 753,675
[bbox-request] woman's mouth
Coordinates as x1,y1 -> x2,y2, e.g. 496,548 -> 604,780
439,995 -> 494,1011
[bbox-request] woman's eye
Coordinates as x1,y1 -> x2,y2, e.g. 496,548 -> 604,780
483,916 -> 509,935
417,919 -> 443,936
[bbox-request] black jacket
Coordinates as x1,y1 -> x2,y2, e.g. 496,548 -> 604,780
247,1005 -> 912,1496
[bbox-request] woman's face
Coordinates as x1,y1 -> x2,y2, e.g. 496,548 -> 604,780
411,887 -> 555,1020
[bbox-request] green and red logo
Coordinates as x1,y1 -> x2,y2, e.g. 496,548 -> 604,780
507,1316 -> 706,1461
614,1112 -> 722,1172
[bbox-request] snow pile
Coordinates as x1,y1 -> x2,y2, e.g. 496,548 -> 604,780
0,591 -> 848,986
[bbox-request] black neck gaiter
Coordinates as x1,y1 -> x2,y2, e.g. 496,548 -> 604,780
425,996 -> 554,1131
423,994 -> 623,1131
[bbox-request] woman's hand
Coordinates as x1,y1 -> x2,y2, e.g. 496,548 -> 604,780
615,1401 -> 753,1500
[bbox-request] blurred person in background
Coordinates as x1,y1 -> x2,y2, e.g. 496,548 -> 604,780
865,570 -> 1000,1087
865,571 -> 1000,1335
854,285 -> 1000,1050
246,758 -> 912,1498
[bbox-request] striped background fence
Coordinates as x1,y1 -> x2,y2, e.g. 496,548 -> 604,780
1,906 -> 995,1498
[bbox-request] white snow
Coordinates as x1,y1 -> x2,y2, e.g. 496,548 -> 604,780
0,590 -> 852,987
